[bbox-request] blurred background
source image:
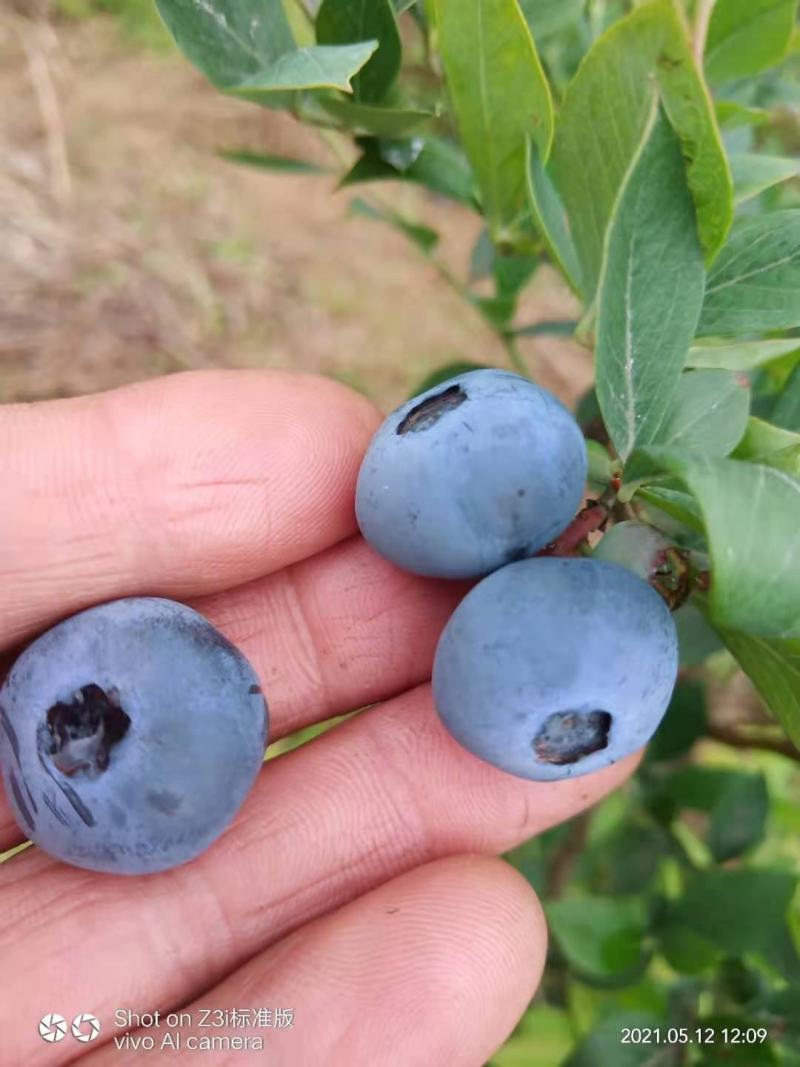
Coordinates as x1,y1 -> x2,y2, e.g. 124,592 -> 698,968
1,0 -> 589,408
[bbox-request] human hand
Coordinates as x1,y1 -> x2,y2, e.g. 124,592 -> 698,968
0,370 -> 636,1065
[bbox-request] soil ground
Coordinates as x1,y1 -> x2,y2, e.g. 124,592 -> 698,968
0,10 -> 591,410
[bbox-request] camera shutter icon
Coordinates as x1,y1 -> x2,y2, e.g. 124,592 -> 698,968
71,1013 -> 101,1042
38,1014 -> 68,1043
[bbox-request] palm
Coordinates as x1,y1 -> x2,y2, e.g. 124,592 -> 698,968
0,370 -> 634,1065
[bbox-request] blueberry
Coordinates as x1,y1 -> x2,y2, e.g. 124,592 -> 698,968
432,557 -> 678,780
0,598 -> 268,874
355,369 -> 587,579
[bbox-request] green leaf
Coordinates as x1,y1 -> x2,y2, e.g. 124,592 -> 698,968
349,196 -> 438,251
550,3 -> 661,297
718,628 -> 800,747
651,369 -> 750,457
315,97 -> 436,136
583,820 -> 669,894
731,153 -> 800,204
656,919 -> 720,974
653,4 -> 734,267
688,338 -> 800,372
341,137 -> 476,204
733,416 -> 800,467
491,1005 -> 574,1067
651,453 -> 800,638
551,0 -> 731,297
231,42 -> 379,94
715,100 -> 772,129
654,765 -> 743,811
315,0 -> 401,102
637,484 -> 704,532
595,106 -> 705,460
409,361 -> 491,396
518,0 -> 584,40
708,773 -> 769,861
674,601 -> 724,666
705,0 -> 799,84
698,211 -> 800,337
469,228 -> 495,281
773,363 -> 800,431
155,0 -> 295,88
563,1012 -> 664,1067
492,249 -> 538,300
514,319 -> 578,338
435,0 -> 554,240
647,677 -> 707,759
667,868 -> 797,954
525,139 -> 583,294
546,895 -> 649,980
217,149 -> 331,174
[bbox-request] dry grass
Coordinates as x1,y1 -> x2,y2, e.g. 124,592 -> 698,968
0,10 -> 592,410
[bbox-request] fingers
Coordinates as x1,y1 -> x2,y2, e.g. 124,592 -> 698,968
85,856 -> 546,1067
0,685 -> 636,1065
0,536 -> 468,851
0,369 -> 379,651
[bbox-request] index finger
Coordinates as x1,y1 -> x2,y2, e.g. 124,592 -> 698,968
0,369 -> 379,651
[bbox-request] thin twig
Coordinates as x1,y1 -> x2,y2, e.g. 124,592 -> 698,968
546,814 -> 590,898
537,503 -> 609,557
19,21 -> 72,207
706,721 -> 800,762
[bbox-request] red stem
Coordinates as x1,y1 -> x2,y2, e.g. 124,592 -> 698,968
537,503 -> 609,558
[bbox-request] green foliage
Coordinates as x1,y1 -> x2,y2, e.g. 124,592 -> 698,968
316,0 -> 401,102
434,0 -> 553,241
551,0 -> 731,298
705,0 -> 799,84
158,0 -> 800,1060
595,106 -> 705,460
698,212 -> 800,337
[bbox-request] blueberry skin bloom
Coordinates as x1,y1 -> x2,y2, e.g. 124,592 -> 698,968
432,557 -> 678,781
0,598 -> 268,875
355,369 -> 587,579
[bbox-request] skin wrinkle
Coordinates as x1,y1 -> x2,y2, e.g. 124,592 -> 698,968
0,371 -> 380,650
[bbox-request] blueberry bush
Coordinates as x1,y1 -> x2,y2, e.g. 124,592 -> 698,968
152,0 -> 800,1061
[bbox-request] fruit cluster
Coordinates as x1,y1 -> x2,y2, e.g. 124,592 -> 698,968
0,370 -> 678,877
356,369 -> 678,782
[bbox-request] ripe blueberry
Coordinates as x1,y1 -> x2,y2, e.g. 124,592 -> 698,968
0,597 -> 268,874
432,557 -> 678,780
356,369 -> 587,579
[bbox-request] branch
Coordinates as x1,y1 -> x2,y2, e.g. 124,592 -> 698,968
537,503 -> 609,557
546,813 -> 590,898
706,721 -> 800,762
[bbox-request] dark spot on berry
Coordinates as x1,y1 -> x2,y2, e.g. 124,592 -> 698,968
147,789 -> 182,815
397,385 -> 467,435
533,710 -> 612,765
42,683 -> 131,779
248,684 -> 262,695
